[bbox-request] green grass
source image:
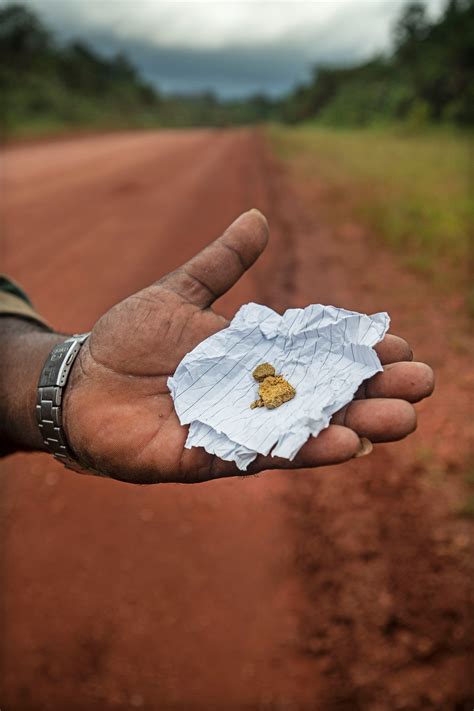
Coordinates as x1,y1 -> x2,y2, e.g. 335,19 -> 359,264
268,124 -> 473,298
2,109 -> 161,142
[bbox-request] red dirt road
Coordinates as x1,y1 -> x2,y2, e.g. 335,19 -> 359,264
1,129 -> 473,710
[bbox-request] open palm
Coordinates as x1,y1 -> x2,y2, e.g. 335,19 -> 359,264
62,210 -> 434,483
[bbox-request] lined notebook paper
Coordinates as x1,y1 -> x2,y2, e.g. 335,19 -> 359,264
168,303 -> 390,470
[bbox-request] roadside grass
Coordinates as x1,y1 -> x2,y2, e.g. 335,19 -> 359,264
267,124 -> 473,304
2,112 -> 161,142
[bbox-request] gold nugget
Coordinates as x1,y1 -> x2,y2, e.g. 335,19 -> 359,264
250,363 -> 296,410
252,362 -> 276,382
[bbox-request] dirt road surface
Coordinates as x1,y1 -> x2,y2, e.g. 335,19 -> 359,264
1,129 -> 473,710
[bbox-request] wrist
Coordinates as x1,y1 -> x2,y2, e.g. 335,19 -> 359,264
0,317 -> 69,454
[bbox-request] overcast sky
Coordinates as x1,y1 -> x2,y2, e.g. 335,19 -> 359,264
20,0 -> 446,98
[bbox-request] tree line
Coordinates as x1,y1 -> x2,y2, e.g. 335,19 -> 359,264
0,3 -> 278,132
0,0 -> 472,134
0,3 -> 160,134
281,0 -> 473,126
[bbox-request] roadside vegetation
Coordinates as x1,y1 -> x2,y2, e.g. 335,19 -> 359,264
268,124 -> 472,298
1,1 -> 472,136
267,0 -> 473,305
280,0 -> 473,128
0,3 -> 277,139
0,4 -> 160,138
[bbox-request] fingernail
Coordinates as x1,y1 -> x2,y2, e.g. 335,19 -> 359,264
354,437 -> 373,458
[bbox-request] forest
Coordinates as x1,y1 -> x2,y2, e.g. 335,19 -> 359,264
0,0 -> 473,136
282,0 -> 473,126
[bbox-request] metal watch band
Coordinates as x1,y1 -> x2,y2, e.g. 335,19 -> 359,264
36,333 -> 90,472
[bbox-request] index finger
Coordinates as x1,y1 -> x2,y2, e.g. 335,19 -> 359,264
374,334 -> 413,365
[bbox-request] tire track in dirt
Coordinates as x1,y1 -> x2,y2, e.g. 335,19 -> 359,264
267,145 -> 474,711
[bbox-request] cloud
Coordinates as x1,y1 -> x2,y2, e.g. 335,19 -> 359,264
18,0 -> 447,97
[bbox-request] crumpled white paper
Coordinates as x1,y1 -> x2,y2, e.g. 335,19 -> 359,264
168,303 -> 390,470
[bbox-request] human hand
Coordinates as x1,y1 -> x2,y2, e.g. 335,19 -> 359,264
57,209 -> 433,483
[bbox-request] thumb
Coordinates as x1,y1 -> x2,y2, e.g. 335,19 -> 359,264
159,209 -> 269,308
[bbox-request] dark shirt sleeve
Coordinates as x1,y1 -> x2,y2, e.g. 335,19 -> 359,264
0,276 -> 52,457
0,274 -> 50,329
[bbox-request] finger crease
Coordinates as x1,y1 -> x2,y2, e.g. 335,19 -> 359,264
222,241 -> 247,270
340,404 -> 349,426
181,267 -> 219,301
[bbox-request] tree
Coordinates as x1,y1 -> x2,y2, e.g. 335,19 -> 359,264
393,2 -> 430,55
0,4 -> 51,59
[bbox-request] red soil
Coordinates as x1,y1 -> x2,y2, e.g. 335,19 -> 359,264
1,129 -> 473,710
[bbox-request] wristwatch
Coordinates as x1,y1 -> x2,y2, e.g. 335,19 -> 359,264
36,333 -> 94,474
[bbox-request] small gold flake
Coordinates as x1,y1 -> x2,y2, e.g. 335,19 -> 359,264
252,363 -> 276,382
